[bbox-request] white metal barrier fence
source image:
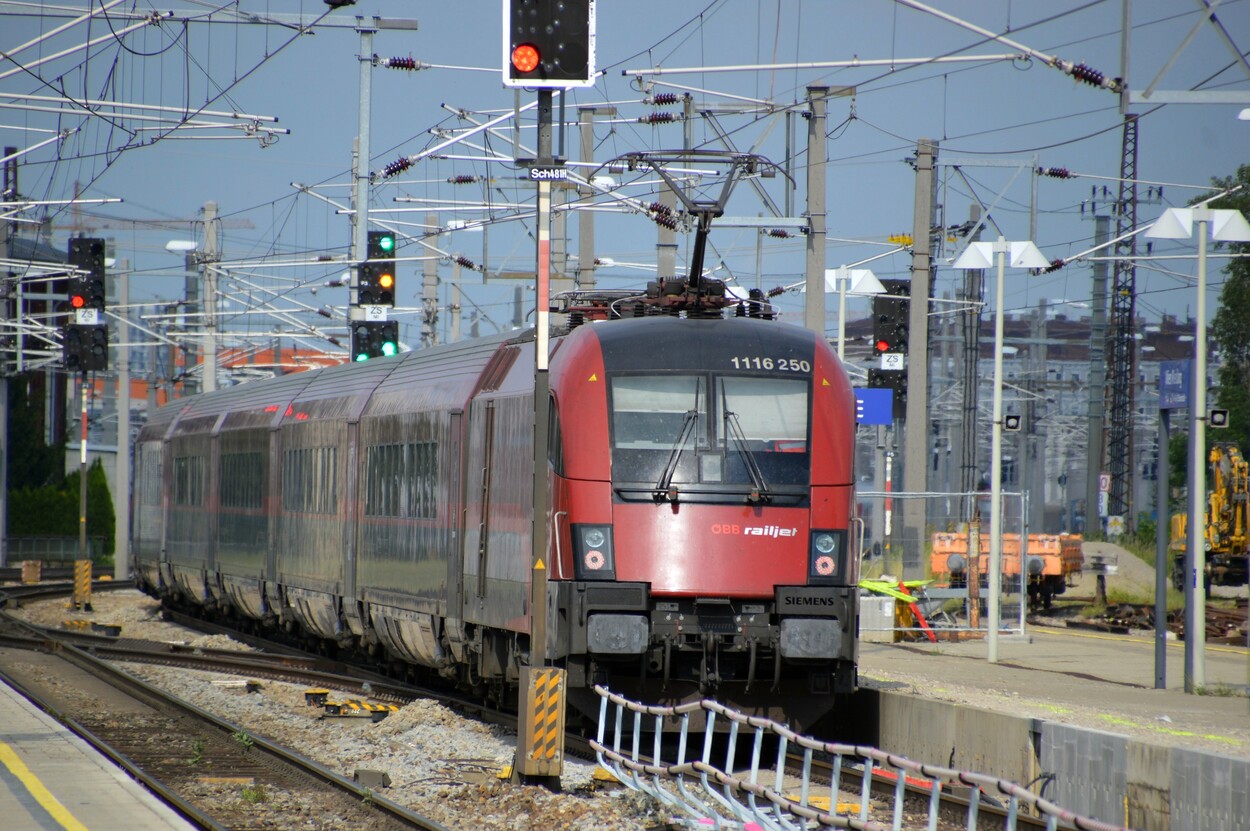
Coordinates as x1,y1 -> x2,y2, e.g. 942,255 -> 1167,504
591,686 -> 1133,831
858,491 -> 1036,642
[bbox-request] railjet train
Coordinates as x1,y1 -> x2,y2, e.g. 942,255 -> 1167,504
133,280 -> 861,728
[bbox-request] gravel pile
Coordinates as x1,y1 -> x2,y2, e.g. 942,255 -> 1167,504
8,590 -> 665,831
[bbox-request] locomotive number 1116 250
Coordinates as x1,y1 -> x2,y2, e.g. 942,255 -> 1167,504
729,356 -> 811,372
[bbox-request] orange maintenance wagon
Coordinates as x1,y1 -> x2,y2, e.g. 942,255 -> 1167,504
930,532 -> 1082,609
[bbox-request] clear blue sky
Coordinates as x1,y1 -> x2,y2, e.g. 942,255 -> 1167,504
4,1 -> 1248,352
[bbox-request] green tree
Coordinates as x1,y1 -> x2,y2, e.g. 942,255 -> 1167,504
5,373 -> 66,489
1204,163 -> 1250,457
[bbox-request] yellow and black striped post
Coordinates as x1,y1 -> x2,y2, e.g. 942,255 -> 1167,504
515,665 -> 566,778
70,559 -> 93,612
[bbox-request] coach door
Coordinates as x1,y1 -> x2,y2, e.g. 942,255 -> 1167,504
462,399 -> 496,611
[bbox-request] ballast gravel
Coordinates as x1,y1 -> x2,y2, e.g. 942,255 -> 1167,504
8,589 -> 666,831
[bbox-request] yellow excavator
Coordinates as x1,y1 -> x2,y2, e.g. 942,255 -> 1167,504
1170,442 -> 1250,591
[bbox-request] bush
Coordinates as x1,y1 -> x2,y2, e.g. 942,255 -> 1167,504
7,458 -> 114,558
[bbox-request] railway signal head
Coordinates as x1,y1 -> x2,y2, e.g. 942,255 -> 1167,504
871,281 -> 909,357
361,231 -> 397,307
503,0 -> 596,89
63,323 -> 108,372
64,238 -> 108,372
67,237 -> 106,312
351,320 -> 399,362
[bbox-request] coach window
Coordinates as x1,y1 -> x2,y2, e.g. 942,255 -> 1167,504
283,446 -> 338,513
365,442 -> 438,519
138,445 -> 163,507
547,395 -> 563,475
220,452 -> 263,509
173,455 -> 205,506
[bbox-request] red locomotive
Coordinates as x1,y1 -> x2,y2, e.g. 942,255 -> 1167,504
133,279 -> 860,730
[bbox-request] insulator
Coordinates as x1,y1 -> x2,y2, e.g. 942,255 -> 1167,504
1039,167 -> 1073,179
641,112 -> 677,124
1043,258 -> 1066,274
1071,62 -> 1106,88
454,255 -> 478,270
447,175 -> 478,184
382,157 -> 413,179
766,229 -> 793,239
653,213 -> 678,231
648,201 -> 673,216
385,56 -> 419,71
651,93 -> 680,105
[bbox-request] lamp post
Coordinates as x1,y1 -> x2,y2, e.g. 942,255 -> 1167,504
952,236 -> 1049,663
165,239 -> 218,393
825,265 -> 886,360
1145,205 -> 1250,689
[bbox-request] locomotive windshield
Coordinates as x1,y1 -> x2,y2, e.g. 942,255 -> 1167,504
610,373 -> 810,504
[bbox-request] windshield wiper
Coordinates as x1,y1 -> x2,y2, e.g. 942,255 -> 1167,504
721,386 -> 770,503
655,409 -> 699,502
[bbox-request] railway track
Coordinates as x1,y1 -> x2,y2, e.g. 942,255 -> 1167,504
0,608 -> 450,831
3,583 -> 1120,830
1053,596 -> 1249,643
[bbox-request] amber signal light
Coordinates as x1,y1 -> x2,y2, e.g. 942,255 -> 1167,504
511,43 -> 540,73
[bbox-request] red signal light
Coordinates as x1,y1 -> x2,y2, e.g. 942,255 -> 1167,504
70,294 -> 86,309
875,338 -> 892,353
511,43 -> 540,73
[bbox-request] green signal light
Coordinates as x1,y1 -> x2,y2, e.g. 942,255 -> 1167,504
379,235 -> 395,253
354,352 -> 371,362
381,341 -> 398,357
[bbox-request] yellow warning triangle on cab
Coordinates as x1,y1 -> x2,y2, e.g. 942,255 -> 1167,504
535,559 -> 546,571
588,373 -> 598,382
821,378 -> 830,386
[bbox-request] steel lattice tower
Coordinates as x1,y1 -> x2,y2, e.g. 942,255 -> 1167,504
1105,114 -> 1139,527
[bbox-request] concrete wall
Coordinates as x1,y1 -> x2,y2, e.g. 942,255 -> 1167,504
875,691 -> 1035,786
858,689 -> 1250,831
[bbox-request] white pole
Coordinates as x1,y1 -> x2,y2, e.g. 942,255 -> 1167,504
836,266 -> 848,360
988,237 -> 1008,663
1192,211 -> 1209,686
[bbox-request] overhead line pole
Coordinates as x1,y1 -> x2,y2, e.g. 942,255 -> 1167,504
351,18 -> 377,340
802,86 -> 828,335
903,138 -> 937,576
531,89 -> 554,671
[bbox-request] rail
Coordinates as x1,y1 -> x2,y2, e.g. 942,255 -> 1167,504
591,686 -> 1134,831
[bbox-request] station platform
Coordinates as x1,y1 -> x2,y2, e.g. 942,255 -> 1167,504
0,679 -> 197,831
855,620 -> 1250,759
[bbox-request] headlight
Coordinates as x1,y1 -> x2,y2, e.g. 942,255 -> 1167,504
573,524 -> 616,581
809,529 -> 846,584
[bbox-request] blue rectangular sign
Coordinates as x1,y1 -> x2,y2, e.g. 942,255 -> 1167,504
1159,360 -> 1189,410
855,388 -> 894,425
